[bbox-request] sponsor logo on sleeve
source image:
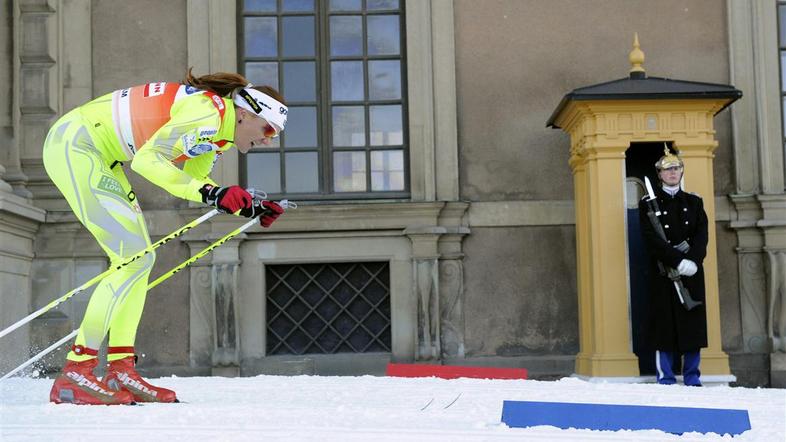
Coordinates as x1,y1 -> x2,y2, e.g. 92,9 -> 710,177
185,143 -> 218,158
184,85 -> 199,94
181,133 -> 196,149
197,127 -> 218,142
143,82 -> 166,97
211,94 -> 225,111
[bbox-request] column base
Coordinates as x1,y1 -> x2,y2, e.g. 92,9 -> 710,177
700,349 -> 732,375
211,365 -> 240,377
574,352 -> 640,377
770,352 -> 786,388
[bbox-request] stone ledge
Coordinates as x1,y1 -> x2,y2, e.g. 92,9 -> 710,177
0,191 -> 45,223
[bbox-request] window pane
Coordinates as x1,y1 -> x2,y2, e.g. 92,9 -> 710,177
367,0 -> 399,10
330,0 -> 361,11
245,17 -> 278,57
330,16 -> 363,56
331,61 -> 364,101
282,0 -> 314,12
245,0 -> 276,12
367,15 -> 400,55
283,62 -> 316,102
245,62 -> 279,90
285,107 -> 317,147
782,51 -> 786,91
247,152 -> 281,194
369,105 -> 402,145
332,106 -> 366,146
780,6 -> 786,46
368,60 -> 401,100
371,150 -> 404,191
282,16 -> 315,57
286,152 -> 318,193
334,151 -> 366,192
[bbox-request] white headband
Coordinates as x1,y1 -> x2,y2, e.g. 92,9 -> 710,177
233,86 -> 288,132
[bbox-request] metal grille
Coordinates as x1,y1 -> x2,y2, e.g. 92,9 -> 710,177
266,262 -> 391,355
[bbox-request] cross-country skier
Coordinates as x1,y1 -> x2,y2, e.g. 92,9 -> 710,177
44,70 -> 287,404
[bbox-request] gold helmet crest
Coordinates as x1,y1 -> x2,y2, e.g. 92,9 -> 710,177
655,145 -> 683,170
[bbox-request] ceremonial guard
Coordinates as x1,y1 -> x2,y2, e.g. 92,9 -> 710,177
638,147 -> 708,386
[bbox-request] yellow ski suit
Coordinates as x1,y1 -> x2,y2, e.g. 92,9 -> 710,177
42,82 -> 236,361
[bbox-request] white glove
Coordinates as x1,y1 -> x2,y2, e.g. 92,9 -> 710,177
677,259 -> 698,277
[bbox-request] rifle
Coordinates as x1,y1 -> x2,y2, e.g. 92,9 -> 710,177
642,176 -> 702,311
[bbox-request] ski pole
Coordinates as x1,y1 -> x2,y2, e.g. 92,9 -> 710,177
0,201 -> 294,379
0,209 -> 220,340
147,199 -> 295,289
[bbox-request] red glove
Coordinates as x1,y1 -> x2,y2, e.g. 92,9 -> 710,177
238,200 -> 284,228
259,200 -> 284,228
199,184 -> 252,214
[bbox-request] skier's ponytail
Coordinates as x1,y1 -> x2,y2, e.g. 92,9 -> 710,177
183,68 -> 285,105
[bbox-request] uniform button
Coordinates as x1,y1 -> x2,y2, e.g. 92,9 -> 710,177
665,224 -> 669,228
683,208 -> 688,212
685,221 -> 689,224
663,211 -> 668,214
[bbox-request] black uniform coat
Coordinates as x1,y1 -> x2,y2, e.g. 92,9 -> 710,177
638,185 -> 708,352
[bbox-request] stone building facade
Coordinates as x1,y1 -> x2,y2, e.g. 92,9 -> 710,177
1,0 -> 784,387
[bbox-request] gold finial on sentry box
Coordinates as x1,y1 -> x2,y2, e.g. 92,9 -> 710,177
629,33 -> 646,78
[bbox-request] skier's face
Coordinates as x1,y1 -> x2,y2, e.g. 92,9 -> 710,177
658,165 -> 683,186
234,109 -> 280,153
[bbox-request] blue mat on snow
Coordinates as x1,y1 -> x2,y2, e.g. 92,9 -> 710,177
501,400 -> 751,435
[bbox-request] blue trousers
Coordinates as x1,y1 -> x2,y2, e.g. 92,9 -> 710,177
656,350 -> 701,386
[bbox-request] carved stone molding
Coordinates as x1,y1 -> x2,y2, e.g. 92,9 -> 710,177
738,249 -> 769,353
212,263 -> 239,366
414,257 -> 439,360
184,239 -> 213,368
766,249 -> 786,353
439,258 -> 465,358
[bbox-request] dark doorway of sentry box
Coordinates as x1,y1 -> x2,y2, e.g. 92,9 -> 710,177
624,141 -> 683,376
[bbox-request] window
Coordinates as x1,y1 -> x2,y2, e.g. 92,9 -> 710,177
239,0 -> 408,199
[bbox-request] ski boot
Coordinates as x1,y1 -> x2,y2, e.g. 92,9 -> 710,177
50,350 -> 135,405
104,349 -> 178,403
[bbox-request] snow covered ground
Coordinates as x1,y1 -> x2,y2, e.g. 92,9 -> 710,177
1,374 -> 784,441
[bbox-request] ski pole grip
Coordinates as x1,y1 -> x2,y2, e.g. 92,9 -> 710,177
246,187 -> 268,202
278,199 -> 296,210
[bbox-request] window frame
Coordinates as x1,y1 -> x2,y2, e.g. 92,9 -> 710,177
775,0 -> 786,173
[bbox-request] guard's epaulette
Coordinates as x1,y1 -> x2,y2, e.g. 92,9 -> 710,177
687,191 -> 702,199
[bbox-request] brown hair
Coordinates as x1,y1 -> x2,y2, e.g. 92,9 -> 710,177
182,67 -> 286,104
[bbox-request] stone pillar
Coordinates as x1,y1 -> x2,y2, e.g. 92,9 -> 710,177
0,193 -> 45,374
759,195 -> 786,387
185,218 -> 245,376
406,227 -> 445,360
439,248 -> 465,358
210,236 -> 243,377
186,238 -> 214,369
11,0 -> 58,199
437,202 -> 469,359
